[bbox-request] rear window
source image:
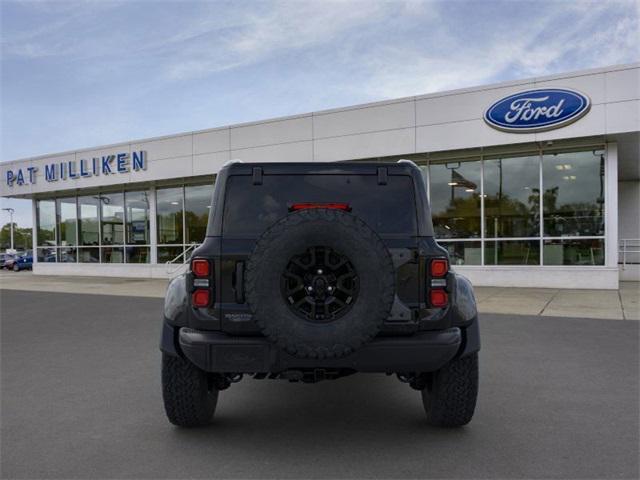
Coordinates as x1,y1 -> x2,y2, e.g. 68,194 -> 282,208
222,174 -> 417,236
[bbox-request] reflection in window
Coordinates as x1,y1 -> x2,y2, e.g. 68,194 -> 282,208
158,246 -> 183,264
438,241 -> 482,265
125,191 -> 150,245
36,246 -> 56,262
157,187 -> 183,244
37,200 -> 56,246
78,247 -> 100,263
429,161 -> 481,238
542,150 -> 605,237
78,196 -> 100,246
485,240 -> 540,265
58,247 -> 77,263
102,247 -> 124,263
126,246 -> 150,263
185,184 -> 213,244
544,239 -> 604,265
101,193 -> 124,245
484,155 -> 540,238
56,198 -> 77,246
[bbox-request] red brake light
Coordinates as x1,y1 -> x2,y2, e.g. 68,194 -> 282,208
192,289 -> 210,307
430,259 -> 448,277
430,289 -> 448,308
192,259 -> 210,277
290,202 -> 351,212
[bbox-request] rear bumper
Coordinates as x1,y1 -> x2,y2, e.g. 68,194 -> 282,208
174,327 -> 465,374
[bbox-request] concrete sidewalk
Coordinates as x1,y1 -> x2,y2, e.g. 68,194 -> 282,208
1,270 -> 638,320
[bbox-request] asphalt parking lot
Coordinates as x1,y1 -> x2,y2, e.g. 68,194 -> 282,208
1,289 -> 638,479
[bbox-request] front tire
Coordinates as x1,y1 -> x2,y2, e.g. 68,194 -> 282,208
13,264 -> 19,272
421,353 -> 478,427
162,353 -> 218,427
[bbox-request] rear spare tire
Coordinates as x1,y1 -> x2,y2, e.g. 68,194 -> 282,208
245,208 -> 395,359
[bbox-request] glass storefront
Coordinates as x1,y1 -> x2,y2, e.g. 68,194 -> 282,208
38,189 -> 154,264
427,147 -> 606,266
35,180 -> 214,265
32,151 -> 606,269
157,183 -> 213,263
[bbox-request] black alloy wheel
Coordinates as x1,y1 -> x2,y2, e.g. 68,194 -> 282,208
281,245 -> 359,323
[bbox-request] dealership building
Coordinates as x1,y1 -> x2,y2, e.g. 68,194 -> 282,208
1,63 -> 638,289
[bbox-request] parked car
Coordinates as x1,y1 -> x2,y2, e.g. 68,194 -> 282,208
2,253 -> 17,270
12,252 -> 33,271
160,160 -> 480,428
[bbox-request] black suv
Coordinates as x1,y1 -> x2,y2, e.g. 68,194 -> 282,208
160,160 -> 480,427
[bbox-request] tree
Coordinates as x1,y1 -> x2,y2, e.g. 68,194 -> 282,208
0,223 -> 32,251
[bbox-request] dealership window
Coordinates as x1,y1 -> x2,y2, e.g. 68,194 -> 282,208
484,240 -> 540,265
56,197 -> 77,263
424,146 -> 606,266
429,159 -> 482,265
157,186 -> 184,263
77,195 -> 100,263
439,240 -> 482,266
36,199 -> 57,262
125,190 -> 151,264
185,184 -> 212,244
156,183 -> 213,264
100,192 -> 124,263
430,160 -> 481,238
542,150 -> 605,237
484,154 -> 540,238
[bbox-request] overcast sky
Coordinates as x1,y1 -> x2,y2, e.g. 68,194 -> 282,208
1,0 -> 639,228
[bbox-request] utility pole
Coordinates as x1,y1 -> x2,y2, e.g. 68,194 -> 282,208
2,207 -> 15,251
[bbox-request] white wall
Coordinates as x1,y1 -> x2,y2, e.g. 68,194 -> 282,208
34,262 -> 186,279
2,63 -> 639,199
619,181 -> 640,240
455,266 -> 620,289
619,180 -> 640,281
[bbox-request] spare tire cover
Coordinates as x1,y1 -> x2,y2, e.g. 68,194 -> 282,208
245,208 -> 395,359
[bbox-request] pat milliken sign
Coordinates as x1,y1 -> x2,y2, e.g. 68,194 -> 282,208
484,88 -> 591,133
5,150 -> 147,187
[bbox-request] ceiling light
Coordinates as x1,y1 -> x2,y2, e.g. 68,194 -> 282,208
465,188 -> 474,192
447,182 -> 458,186
170,201 -> 179,205
564,164 -> 572,169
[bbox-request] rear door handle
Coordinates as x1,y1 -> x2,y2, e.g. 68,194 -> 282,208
234,261 -> 245,303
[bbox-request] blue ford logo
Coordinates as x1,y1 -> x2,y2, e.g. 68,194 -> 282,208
484,88 -> 591,133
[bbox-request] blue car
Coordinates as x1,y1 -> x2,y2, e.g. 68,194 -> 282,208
13,252 -> 33,271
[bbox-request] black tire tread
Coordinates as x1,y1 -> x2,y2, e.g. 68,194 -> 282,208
422,353 -> 478,427
245,208 -> 395,359
162,353 -> 218,427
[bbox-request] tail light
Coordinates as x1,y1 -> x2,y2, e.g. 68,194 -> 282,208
192,289 -> 210,308
289,202 -> 351,212
191,258 -> 213,308
428,258 -> 449,308
192,259 -> 210,277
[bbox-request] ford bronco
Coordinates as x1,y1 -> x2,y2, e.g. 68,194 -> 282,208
160,160 -> 480,427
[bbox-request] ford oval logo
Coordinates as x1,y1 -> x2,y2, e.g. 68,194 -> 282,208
484,88 -> 591,133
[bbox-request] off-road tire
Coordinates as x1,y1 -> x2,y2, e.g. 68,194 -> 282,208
422,353 -> 478,427
162,353 -> 218,427
245,208 -> 395,359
